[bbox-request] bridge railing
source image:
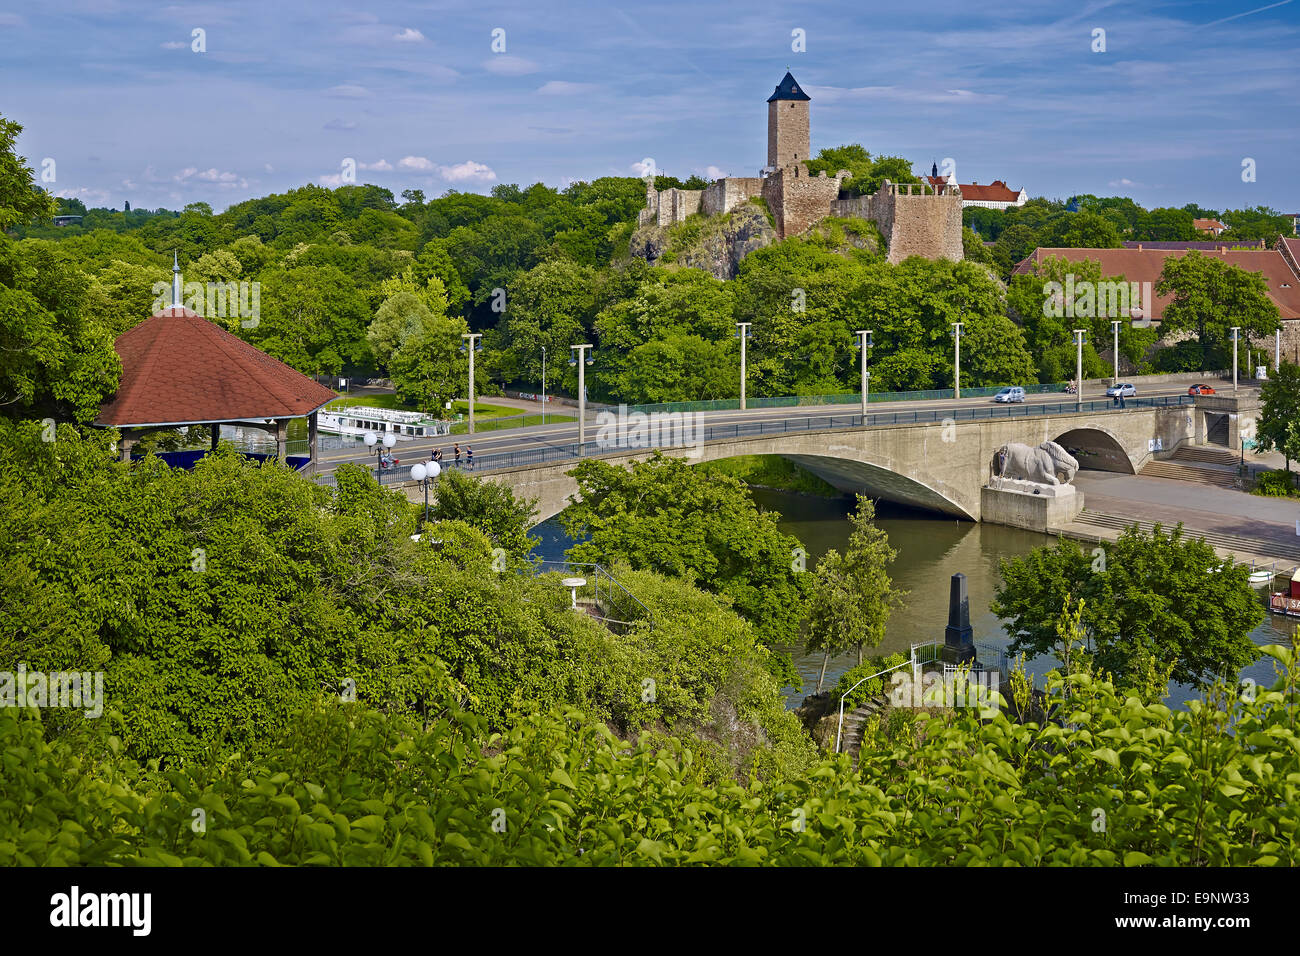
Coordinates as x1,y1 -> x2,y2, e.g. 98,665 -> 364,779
619,383 -> 1069,416
312,395 -> 1192,483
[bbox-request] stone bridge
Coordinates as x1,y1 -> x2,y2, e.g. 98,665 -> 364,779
401,397 -> 1245,526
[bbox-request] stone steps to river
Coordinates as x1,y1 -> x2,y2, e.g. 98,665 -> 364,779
839,694 -> 888,762
1139,460 -> 1241,488
1070,510 -> 1300,565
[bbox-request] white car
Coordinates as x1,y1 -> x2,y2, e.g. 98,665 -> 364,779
994,386 -> 1025,403
1106,383 -> 1137,398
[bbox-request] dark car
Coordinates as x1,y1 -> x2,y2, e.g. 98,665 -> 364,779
1188,383 -> 1216,395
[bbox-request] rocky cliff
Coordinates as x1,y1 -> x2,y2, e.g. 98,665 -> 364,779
629,204 -> 778,280
629,204 -> 884,280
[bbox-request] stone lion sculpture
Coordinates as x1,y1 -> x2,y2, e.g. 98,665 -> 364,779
990,440 -> 1079,486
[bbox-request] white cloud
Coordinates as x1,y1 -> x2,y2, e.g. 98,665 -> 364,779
174,167 -> 248,189
318,173 -> 347,188
439,161 -> 496,183
630,159 -> 657,177
360,159 -> 393,171
398,156 -> 435,171
536,80 -> 596,96
327,84 -> 371,98
394,27 -> 425,42
483,55 -> 539,76
702,165 -> 726,180
160,40 -> 187,50
55,186 -> 111,205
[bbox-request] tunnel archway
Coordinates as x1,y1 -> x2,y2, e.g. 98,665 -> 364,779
1052,427 -> 1136,474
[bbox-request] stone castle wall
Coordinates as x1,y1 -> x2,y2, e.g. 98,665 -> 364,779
832,185 -> 963,263
640,169 -> 965,261
761,166 -> 841,238
702,177 -> 763,216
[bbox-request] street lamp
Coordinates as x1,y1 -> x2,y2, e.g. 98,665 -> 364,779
853,329 -> 874,417
735,322 -> 752,410
363,430 -> 397,481
1230,326 -> 1241,392
951,322 -> 963,399
1111,320 -> 1122,385
569,344 -> 594,450
540,345 -> 547,426
459,333 -> 483,434
1072,329 -> 1087,408
410,460 -> 440,525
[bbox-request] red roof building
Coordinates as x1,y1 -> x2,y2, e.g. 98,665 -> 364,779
1193,218 -> 1226,236
95,262 -> 336,465
926,167 -> 1028,210
1011,241 -> 1300,320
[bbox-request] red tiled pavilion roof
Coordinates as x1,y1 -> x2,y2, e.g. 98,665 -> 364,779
95,307 -> 338,428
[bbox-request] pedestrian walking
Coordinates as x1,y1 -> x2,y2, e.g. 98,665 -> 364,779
453,443 -> 461,467
466,446 -> 474,470
431,447 -> 442,465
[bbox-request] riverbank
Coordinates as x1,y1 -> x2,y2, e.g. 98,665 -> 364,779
700,455 -> 843,498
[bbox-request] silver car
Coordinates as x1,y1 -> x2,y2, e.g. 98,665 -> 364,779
1106,383 -> 1137,398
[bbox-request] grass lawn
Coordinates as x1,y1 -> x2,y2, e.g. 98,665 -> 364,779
450,413 -> 573,435
326,393 -> 518,418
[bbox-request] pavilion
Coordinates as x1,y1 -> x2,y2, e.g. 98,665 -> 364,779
94,256 -> 338,470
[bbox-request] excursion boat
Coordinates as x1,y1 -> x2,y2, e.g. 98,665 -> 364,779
317,405 -> 452,441
1269,568 -> 1300,618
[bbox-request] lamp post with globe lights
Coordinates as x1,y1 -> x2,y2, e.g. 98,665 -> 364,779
364,430 -> 397,481
410,460 -> 440,525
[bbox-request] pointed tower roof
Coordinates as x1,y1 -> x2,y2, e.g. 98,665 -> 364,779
95,306 -> 338,428
767,71 -> 811,102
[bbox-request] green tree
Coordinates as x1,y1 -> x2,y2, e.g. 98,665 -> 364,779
1256,361 -> 1300,473
993,525 -> 1263,690
802,497 -> 905,690
0,115 -> 57,230
1156,252 -> 1281,371
427,467 -> 538,560
561,453 -> 811,651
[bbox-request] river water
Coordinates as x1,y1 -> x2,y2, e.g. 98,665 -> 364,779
533,487 -> 1294,710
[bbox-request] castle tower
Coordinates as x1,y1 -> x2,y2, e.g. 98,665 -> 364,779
766,71 -> 810,169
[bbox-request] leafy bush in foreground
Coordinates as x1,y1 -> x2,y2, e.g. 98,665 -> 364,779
4,641 -> 1296,866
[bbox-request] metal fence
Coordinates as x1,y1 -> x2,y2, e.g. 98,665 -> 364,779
381,395 -> 1193,478
620,382 -> 1068,417
531,560 -> 655,632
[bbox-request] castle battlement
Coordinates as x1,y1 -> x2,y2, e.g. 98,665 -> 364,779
637,72 -> 964,264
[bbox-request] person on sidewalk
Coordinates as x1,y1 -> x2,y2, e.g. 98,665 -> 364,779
453,443 -> 461,467
466,446 -> 474,470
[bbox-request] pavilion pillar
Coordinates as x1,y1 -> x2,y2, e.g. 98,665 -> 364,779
210,423 -> 220,453
275,418 -> 289,462
119,435 -> 135,463
307,412 -> 319,474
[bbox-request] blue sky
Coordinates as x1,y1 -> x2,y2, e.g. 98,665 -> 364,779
3,0 -> 1297,213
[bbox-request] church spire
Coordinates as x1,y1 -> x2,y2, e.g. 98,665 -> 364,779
172,250 -> 182,309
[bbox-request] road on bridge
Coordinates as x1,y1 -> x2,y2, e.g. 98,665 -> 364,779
313,381 -> 1236,481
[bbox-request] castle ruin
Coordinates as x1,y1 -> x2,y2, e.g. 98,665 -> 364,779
638,72 -> 964,264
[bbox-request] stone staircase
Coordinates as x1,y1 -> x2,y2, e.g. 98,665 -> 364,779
838,694 -> 888,762
1070,509 -> 1300,565
1139,445 -> 1242,488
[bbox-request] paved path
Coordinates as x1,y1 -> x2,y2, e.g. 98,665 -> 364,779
1075,471 -> 1300,530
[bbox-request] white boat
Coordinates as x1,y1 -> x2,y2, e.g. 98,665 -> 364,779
1249,568 -> 1275,588
317,405 -> 452,441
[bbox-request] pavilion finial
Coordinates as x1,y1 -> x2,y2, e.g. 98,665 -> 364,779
172,250 -> 182,309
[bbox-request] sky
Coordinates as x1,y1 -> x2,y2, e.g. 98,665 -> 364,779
2,0 -> 1297,214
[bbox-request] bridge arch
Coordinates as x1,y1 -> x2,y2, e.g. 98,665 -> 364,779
1051,425 -> 1138,474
